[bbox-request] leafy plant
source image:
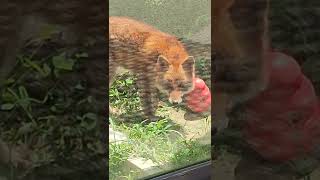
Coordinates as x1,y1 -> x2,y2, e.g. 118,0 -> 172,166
0,39 -> 104,178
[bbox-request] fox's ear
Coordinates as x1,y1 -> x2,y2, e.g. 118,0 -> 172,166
156,55 -> 169,72
182,56 -> 195,75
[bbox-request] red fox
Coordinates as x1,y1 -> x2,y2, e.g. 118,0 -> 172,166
212,1 -> 310,180
212,0 -> 269,132
109,16 -> 195,121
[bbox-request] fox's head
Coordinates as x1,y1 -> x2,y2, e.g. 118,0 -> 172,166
213,0 -> 269,101
154,44 -> 195,104
212,0 -> 269,133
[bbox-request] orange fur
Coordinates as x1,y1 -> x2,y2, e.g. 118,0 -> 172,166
213,0 -> 245,59
213,0 -> 269,131
109,16 -> 189,63
109,16 -> 195,118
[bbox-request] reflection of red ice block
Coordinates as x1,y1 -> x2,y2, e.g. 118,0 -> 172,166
244,51 -> 320,162
186,78 -> 211,113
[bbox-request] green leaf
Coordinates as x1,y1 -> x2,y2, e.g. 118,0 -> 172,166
50,106 -> 57,112
75,52 -> 89,58
38,115 -> 56,121
42,63 -> 51,77
75,83 -> 85,90
1,91 -> 15,102
83,113 -> 98,120
0,103 -> 15,110
5,78 -> 15,85
81,113 -> 98,130
81,119 -> 97,131
7,88 -> 19,100
52,53 -> 75,71
87,96 -> 93,103
125,79 -> 133,85
77,98 -> 87,106
24,58 -> 45,75
18,86 -> 29,98
76,115 -> 83,121
17,123 -> 33,135
29,93 -> 48,104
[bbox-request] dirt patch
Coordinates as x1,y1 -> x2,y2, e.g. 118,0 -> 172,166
164,106 -> 211,144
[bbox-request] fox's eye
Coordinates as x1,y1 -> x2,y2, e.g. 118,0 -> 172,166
177,81 -> 192,91
164,79 -> 174,90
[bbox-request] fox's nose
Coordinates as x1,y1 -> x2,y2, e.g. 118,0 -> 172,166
169,90 -> 183,104
169,98 -> 182,104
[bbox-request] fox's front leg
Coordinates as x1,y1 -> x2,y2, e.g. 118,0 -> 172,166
136,72 -> 160,122
212,93 -> 231,135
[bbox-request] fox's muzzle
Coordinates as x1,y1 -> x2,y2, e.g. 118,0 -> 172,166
168,90 -> 183,104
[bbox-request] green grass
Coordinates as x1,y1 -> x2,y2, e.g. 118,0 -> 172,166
109,72 -> 211,180
0,43 -> 104,178
109,73 -> 141,116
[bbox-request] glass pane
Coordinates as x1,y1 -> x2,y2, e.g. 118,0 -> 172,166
109,0 -> 211,179
0,2 -> 107,179
212,0 -> 320,180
